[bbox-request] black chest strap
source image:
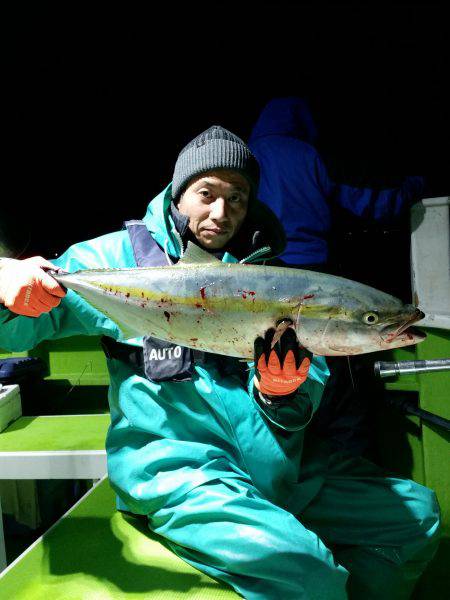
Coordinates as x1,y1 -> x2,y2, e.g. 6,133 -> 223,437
124,219 -> 169,268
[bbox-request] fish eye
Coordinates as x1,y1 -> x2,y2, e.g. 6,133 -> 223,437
362,311 -> 379,325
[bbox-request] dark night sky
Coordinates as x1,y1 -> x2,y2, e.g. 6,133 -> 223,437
2,3 -> 449,297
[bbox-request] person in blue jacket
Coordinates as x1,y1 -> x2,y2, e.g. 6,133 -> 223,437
249,97 -> 426,457
248,96 -> 426,267
0,126 -> 440,599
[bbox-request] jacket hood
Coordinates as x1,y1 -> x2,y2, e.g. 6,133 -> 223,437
143,183 -> 286,261
249,97 -> 318,145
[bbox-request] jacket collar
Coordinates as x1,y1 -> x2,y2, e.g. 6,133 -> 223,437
142,182 -> 286,262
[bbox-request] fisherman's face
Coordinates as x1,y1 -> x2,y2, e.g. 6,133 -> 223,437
177,170 -> 250,249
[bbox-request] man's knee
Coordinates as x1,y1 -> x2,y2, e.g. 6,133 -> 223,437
404,483 -> 441,560
415,485 -> 440,533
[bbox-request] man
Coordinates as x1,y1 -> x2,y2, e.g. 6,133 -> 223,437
249,97 -> 427,458
248,96 -> 425,268
0,126 -> 440,599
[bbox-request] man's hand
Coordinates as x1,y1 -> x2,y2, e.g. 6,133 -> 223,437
0,257 -> 66,317
253,326 -> 312,401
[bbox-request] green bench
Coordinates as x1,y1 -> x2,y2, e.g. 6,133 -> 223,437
0,477 -> 237,600
0,414 -> 109,479
0,413 -> 110,570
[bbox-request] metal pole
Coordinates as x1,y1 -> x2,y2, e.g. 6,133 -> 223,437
374,358 -> 450,378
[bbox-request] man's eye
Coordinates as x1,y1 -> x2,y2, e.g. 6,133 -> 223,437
199,190 -> 211,198
229,195 -> 242,204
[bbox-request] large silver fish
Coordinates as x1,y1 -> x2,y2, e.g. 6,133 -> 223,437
52,242 -> 425,357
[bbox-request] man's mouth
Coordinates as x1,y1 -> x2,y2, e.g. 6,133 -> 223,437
203,228 -> 228,236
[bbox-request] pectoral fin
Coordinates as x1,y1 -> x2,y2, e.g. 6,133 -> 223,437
271,319 -> 294,348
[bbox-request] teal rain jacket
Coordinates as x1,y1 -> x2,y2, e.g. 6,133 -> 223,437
0,184 -> 329,517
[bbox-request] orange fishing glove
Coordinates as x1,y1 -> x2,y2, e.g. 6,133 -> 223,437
254,326 -> 312,402
0,257 -> 66,318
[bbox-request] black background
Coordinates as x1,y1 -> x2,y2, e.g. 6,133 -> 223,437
3,3 -> 449,299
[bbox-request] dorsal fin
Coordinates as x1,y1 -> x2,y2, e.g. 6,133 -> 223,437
177,241 -> 222,265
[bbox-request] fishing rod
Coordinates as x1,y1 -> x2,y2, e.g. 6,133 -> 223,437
373,358 -> 450,431
380,395 -> 450,431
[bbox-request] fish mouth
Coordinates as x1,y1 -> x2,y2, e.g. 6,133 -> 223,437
381,308 -> 426,343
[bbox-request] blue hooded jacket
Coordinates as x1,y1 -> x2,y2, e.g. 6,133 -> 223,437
249,97 -> 425,266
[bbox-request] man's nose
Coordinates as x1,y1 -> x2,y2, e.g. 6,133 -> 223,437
209,197 -> 227,221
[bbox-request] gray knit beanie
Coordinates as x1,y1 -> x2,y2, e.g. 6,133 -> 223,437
171,125 -> 260,200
